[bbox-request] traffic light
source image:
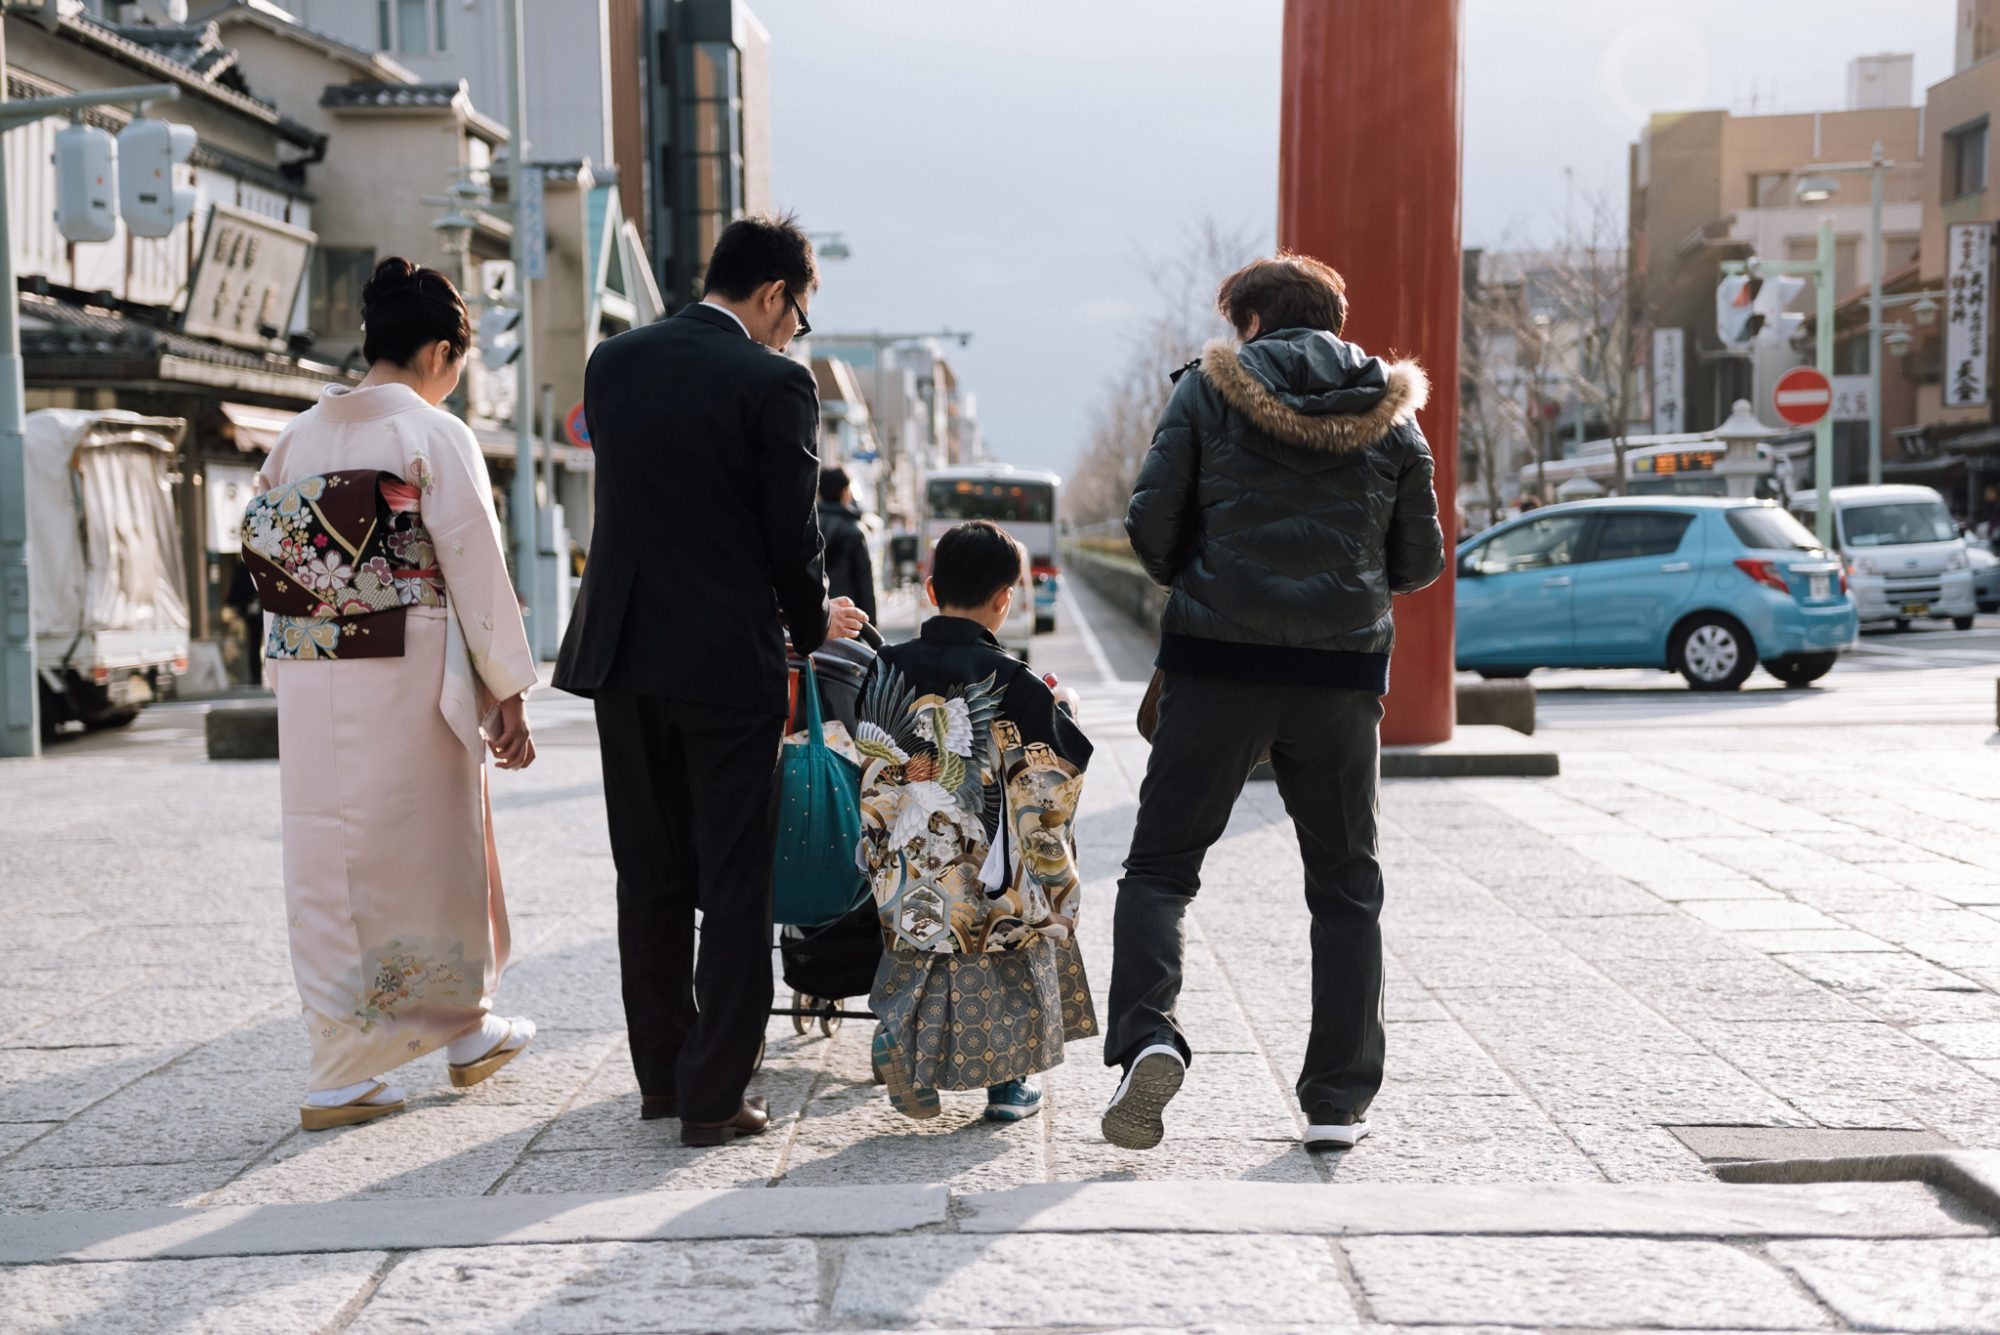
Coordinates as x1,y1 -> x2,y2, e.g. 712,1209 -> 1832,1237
1754,276 -> 1807,348
117,117 -> 197,238
53,122 -> 117,244
478,302 -> 522,370
1717,275 -> 1762,348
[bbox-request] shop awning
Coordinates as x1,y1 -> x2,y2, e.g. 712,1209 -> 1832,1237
220,402 -> 299,454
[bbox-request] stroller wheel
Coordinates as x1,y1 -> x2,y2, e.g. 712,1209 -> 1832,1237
820,1010 -> 843,1038
791,992 -> 813,1036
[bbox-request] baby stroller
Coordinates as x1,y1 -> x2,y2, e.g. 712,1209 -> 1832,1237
775,623 -> 885,1039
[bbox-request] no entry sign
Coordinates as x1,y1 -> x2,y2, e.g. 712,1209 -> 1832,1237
1773,367 -> 1833,427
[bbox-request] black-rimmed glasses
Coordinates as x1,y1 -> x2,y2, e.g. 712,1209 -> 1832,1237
785,291 -> 811,338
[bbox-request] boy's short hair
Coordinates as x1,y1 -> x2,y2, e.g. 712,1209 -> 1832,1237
1216,252 -> 1348,337
819,466 -> 851,504
930,520 -> 1023,609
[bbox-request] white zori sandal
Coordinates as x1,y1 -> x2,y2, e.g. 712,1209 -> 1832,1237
447,1015 -> 536,1089
299,1079 -> 406,1132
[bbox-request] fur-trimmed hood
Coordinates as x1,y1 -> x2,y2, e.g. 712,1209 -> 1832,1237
1201,329 -> 1429,453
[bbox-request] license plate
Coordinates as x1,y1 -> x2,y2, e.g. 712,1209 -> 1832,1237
1809,574 -> 1829,600
1902,602 -> 1929,615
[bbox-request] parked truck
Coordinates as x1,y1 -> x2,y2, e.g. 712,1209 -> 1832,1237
27,409 -> 190,737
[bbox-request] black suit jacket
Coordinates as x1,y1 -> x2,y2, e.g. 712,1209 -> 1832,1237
554,303 -> 830,715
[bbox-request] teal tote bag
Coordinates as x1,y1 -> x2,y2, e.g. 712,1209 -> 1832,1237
773,661 -> 868,927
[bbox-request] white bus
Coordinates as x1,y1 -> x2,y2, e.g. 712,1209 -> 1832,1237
1519,433 -> 1802,501
922,465 -> 1062,634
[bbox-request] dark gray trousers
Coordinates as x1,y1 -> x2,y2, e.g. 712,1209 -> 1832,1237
1105,672 -> 1387,1118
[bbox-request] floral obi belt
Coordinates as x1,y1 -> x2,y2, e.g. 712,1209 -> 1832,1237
240,470 -> 446,661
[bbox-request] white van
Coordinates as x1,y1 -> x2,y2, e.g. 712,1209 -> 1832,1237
1790,485 -> 1977,630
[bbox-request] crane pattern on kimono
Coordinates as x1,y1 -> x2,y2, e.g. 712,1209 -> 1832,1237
854,666 -> 1015,954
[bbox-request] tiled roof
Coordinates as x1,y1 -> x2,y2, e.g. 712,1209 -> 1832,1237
320,81 -> 465,111
114,23 -> 240,81
19,293 -> 344,384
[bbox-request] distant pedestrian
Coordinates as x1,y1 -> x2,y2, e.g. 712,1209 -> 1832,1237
245,258 -> 539,1132
1517,493 -> 1542,513
553,215 -> 867,1146
1102,252 -> 1444,1154
224,559 -> 262,687
819,466 -> 878,625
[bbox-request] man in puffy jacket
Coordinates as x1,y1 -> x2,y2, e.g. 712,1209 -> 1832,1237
1101,253 -> 1445,1156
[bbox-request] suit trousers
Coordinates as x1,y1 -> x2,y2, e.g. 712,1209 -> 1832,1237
1105,672 -> 1387,1117
594,690 -> 783,1122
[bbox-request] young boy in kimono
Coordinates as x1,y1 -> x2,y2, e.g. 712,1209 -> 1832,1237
856,520 -> 1094,1122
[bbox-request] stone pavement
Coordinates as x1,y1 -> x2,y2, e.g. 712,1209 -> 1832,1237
4,640 -> 2000,1329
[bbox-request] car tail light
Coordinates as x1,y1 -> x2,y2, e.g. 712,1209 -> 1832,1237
172,655 -> 189,673
91,665 -> 111,684
1734,558 -> 1791,593
1838,566 -> 1849,594
1031,564 -> 1060,585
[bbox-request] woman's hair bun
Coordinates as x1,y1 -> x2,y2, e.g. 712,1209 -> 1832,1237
362,255 -> 423,307
358,256 -> 471,368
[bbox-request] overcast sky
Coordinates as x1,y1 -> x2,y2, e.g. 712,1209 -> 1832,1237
756,1 -> 1956,479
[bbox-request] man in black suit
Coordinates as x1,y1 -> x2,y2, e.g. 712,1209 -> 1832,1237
554,215 -> 867,1146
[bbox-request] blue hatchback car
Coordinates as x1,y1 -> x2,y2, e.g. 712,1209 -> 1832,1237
1455,498 -> 1858,690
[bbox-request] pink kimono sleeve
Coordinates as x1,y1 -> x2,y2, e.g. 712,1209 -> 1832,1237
421,420 -> 538,703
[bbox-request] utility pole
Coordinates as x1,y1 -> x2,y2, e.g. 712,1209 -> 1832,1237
502,0 -> 542,654
1867,141 -> 1885,486
0,20 -> 182,756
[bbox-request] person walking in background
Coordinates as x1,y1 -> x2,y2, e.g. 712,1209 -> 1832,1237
245,258 -> 539,1132
1101,254 -> 1444,1154
819,466 -> 878,626
553,216 -> 867,1146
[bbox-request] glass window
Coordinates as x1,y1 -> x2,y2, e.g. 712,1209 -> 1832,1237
1590,511 -> 1694,561
1730,507 -> 1822,552
927,480 -> 1055,524
309,247 -> 376,340
377,0 -> 390,48
1469,515 -> 1589,575
397,0 -> 429,53
1840,500 -> 1959,547
433,0 -> 447,51
1948,119 -> 1988,199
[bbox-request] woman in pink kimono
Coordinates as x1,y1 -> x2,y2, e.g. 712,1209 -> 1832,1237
247,258 -> 540,1131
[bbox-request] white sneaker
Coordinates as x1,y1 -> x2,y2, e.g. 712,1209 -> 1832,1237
1304,1115 -> 1372,1150
1100,1044 -> 1186,1150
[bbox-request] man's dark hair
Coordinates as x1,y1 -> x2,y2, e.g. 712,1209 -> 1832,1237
360,256 -> 470,366
702,213 -> 819,301
818,466 -> 851,505
1216,252 -> 1348,337
930,520 -> 1023,609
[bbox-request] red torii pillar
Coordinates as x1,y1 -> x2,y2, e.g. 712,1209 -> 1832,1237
1279,0 -> 1461,746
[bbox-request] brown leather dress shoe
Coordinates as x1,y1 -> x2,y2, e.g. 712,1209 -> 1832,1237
639,1094 -> 678,1121
679,1095 -> 769,1146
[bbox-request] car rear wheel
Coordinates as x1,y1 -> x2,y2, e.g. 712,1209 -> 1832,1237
1763,652 -> 1837,688
1673,615 -> 1755,691
1954,615 -> 1977,630
1477,668 -> 1533,680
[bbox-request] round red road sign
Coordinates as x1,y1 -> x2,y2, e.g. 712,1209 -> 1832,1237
564,401 -> 590,449
1772,367 -> 1833,427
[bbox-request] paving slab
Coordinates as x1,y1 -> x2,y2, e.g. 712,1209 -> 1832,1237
0,1185 -> 947,1263
0,1251 -> 388,1335
953,1179 -> 1988,1238
1343,1235 -> 1833,1329
1669,1126 -> 1956,1163
349,1238 -> 820,1334
830,1234 -> 1356,1329
1772,1238 -> 2000,1334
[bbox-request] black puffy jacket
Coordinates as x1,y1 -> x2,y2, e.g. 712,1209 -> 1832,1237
1124,328 -> 1445,691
